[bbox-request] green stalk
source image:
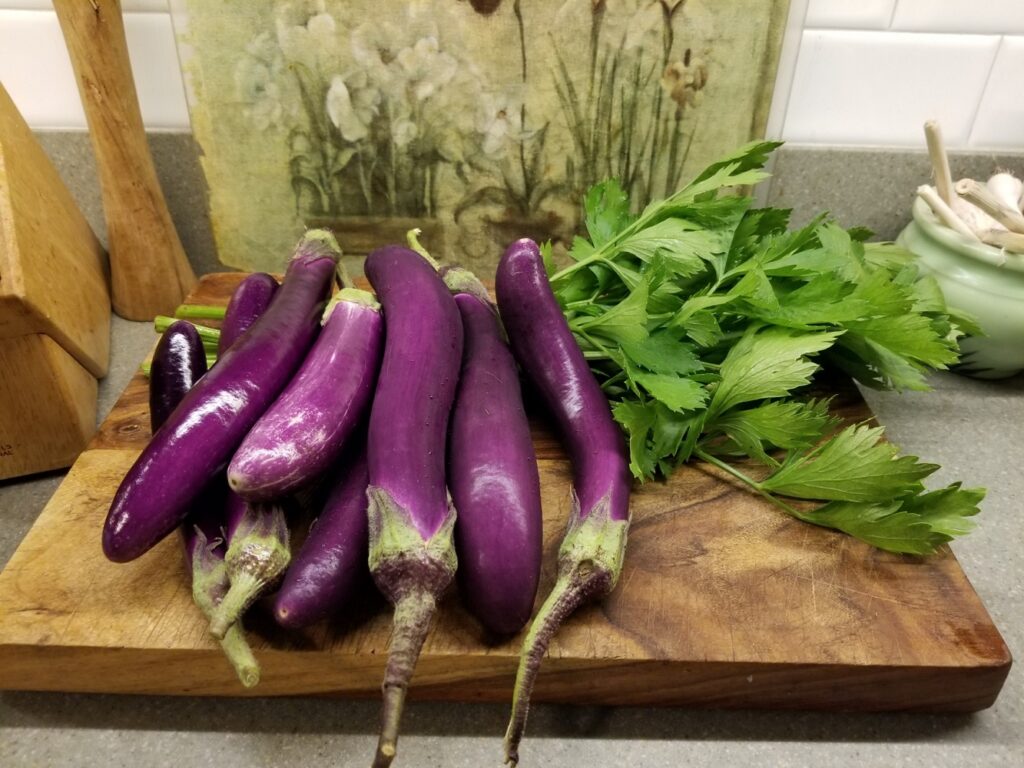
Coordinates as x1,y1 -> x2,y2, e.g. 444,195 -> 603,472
154,316 -> 221,344
693,448 -> 814,524
174,305 -> 227,320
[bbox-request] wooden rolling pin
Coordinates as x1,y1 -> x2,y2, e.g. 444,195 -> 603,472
53,0 -> 196,321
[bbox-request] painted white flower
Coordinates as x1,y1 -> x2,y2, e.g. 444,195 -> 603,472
396,37 -> 458,101
391,117 -> 418,148
476,90 -> 523,156
326,76 -> 373,142
277,7 -> 343,74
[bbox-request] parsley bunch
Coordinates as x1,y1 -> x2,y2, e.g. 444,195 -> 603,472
546,141 -> 983,555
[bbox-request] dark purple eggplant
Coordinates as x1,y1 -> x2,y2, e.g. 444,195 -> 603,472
364,244 -> 463,768
149,321 -> 258,687
228,288 -> 383,501
219,272 -> 279,354
495,238 -> 631,765
103,230 -> 340,563
273,443 -> 370,629
444,268 -> 541,637
149,321 -> 207,430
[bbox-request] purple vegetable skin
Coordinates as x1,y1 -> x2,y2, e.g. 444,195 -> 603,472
149,320 -> 258,687
219,272 -> 278,354
496,238 -> 631,765
364,244 -> 463,768
273,444 -> 370,629
149,321 -> 207,431
228,288 -> 383,501
103,230 -> 340,563
444,269 -> 541,637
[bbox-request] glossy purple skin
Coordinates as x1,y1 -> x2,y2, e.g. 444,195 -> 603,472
495,238 -> 630,522
364,245 -> 463,540
103,242 -> 337,562
149,322 -> 207,434
449,292 -> 541,636
219,273 -> 279,354
273,447 -> 369,628
228,299 -> 383,501
148,322 -> 223,567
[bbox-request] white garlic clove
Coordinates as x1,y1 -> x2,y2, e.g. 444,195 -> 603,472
986,172 -> 1024,212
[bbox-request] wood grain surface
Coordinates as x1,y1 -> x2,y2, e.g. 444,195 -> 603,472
0,83 -> 109,378
0,274 -> 1011,710
53,0 -> 196,321
0,334 -> 97,480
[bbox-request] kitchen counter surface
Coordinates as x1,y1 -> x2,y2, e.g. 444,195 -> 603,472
0,318 -> 1020,768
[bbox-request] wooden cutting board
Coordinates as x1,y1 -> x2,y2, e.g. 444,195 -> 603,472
0,274 -> 1011,710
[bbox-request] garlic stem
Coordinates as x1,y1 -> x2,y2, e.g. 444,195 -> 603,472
980,229 -> 1024,254
916,185 -> 980,241
955,179 -> 1024,235
924,121 -> 955,204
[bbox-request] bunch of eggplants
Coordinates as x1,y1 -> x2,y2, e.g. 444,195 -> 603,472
103,231 -> 629,768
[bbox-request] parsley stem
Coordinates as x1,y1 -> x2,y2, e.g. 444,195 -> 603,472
694,448 -> 813,523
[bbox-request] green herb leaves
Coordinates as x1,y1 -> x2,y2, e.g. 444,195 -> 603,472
553,141 -> 983,554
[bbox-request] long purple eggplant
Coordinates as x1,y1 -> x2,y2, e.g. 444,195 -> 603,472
103,230 -> 340,563
227,288 -> 383,501
273,443 -> 370,629
149,321 -> 258,687
364,244 -> 463,768
495,238 -> 632,766
219,272 -> 278,354
444,268 -> 542,637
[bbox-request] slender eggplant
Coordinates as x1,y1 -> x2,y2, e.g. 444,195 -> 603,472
364,244 -> 463,768
103,230 -> 340,563
149,322 -> 258,687
219,272 -> 279,354
495,238 -> 632,766
273,442 -> 370,629
227,288 -> 383,501
149,321 -> 207,429
443,268 -> 542,637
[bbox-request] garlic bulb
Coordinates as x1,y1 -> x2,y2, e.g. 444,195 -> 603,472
986,172 -> 1024,212
951,186 -> 1004,233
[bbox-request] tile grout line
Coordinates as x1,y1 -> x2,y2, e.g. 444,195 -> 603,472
965,36 -> 1003,149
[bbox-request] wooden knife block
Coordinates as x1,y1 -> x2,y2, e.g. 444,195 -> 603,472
0,84 -> 110,480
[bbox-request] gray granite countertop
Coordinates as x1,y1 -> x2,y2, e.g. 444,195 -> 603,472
0,316 -> 1021,768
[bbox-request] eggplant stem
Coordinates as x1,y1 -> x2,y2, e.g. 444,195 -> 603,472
503,567 -> 597,767
373,589 -> 437,768
208,569 -> 262,639
219,624 -> 260,688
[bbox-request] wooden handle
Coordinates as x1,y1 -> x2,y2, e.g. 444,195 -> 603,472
53,0 -> 196,321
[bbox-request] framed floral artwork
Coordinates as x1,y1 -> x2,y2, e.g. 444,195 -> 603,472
170,0 -> 789,273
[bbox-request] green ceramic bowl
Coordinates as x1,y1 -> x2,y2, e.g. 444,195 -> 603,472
898,197 -> 1024,379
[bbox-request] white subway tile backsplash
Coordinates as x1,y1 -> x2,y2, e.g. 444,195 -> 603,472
969,36 -> 1024,149
783,30 -> 999,147
0,9 -> 188,130
124,12 -> 189,129
0,10 -> 86,128
805,0 -> 895,30
891,0 -> 1024,35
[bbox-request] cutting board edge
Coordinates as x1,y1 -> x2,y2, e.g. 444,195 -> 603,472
0,643 -> 1010,712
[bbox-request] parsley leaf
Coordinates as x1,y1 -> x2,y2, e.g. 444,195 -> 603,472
548,140 -> 982,554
